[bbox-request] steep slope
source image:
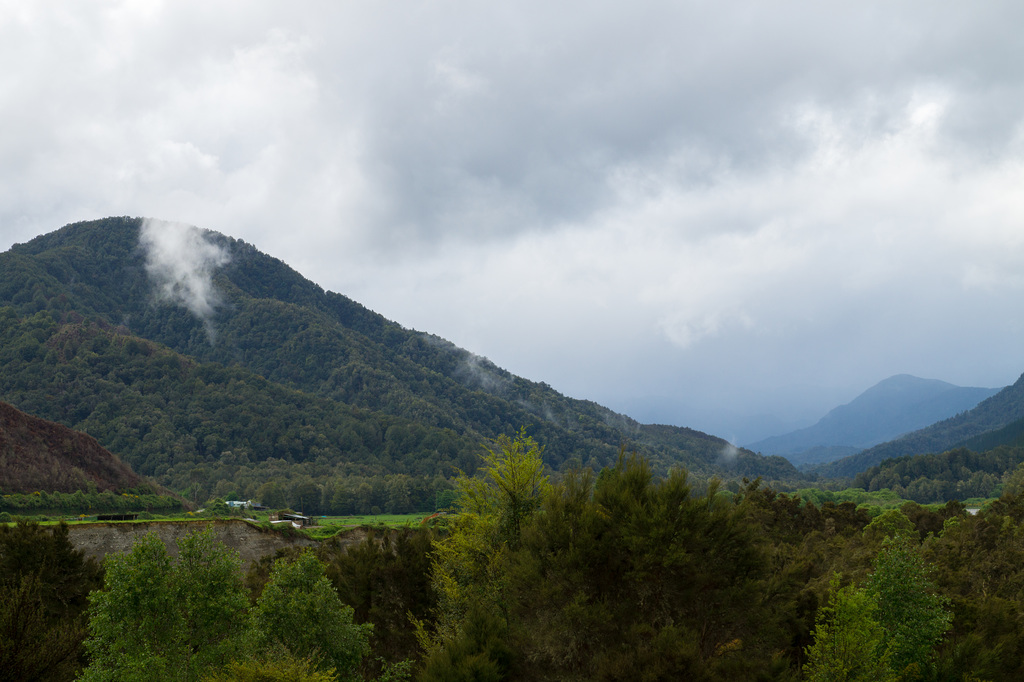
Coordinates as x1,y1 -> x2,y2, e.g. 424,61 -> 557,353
0,400 -> 146,494
747,375 -> 999,466
0,218 -> 801,501
813,372 -> 1024,478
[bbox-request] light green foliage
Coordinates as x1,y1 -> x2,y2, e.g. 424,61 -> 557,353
80,527 -> 249,682
867,534 -> 952,677
200,651 -> 339,682
428,431 -> 548,647
204,498 -> 231,517
804,574 -> 892,682
250,551 -> 371,681
805,535 -> 952,682
456,428 -> 549,547
864,508 -> 915,541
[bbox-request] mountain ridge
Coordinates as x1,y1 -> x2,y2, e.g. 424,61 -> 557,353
0,217 -> 801,507
747,374 -> 1000,467
812,372 -> 1024,478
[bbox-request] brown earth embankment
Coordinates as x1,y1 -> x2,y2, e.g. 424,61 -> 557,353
66,518 -> 355,569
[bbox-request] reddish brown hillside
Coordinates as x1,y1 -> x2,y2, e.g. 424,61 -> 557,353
0,401 -> 146,493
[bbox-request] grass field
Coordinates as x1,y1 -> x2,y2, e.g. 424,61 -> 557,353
1,510 -> 444,537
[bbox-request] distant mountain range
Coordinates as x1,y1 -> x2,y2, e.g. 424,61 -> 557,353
814,372 -> 1024,478
0,218 -> 799,504
747,374 -> 1000,467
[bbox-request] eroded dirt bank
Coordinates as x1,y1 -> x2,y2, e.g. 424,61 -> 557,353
66,519 -> 326,568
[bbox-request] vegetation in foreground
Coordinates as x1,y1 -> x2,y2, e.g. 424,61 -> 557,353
9,433 -> 1024,680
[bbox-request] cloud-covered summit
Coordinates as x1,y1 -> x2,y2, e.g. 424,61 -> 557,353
139,219 -> 231,339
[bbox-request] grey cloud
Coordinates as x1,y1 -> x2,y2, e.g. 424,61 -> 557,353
3,1 -> 1024,439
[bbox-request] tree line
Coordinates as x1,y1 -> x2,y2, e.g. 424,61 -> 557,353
11,433 -> 1024,679
0,487 -> 183,515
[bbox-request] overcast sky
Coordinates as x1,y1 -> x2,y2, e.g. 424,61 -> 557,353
3,1 -> 1024,443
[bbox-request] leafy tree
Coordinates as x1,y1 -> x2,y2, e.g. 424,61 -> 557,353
866,534 -> 951,678
455,428 -> 549,548
425,430 -> 549,660
250,551 -> 371,681
0,520 -> 102,682
804,574 -> 892,682
80,527 -> 249,682
0,518 -> 102,675
323,527 -> 436,672
0,574 -> 88,682
503,453 -> 780,680
418,606 -> 512,682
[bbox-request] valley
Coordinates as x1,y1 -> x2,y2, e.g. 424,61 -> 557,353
6,218 -> 1024,681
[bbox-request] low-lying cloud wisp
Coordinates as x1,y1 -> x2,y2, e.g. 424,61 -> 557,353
139,218 -> 231,340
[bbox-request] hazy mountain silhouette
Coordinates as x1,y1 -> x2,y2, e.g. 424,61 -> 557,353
747,374 -> 999,467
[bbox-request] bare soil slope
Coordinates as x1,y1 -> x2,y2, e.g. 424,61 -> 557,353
0,400 -> 145,493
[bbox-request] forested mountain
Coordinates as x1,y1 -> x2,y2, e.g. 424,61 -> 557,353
852,446 -> 1024,504
814,372 -> 1024,478
747,374 -> 999,467
0,217 -> 799,506
0,399 -> 146,494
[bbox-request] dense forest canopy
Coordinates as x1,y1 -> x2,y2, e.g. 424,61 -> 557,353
10,440 -> 1024,680
815,373 -> 1024,478
0,217 -> 800,505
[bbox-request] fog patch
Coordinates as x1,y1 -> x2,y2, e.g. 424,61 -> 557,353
458,352 -> 510,394
719,441 -> 740,464
139,219 -> 231,340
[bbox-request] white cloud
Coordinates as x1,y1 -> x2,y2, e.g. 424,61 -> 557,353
139,219 -> 231,338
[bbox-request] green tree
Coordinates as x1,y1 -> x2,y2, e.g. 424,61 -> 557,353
456,428 -> 549,547
80,527 -> 249,682
0,520 -> 102,682
425,430 -> 549,658
418,606 -> 512,682
250,551 -> 371,681
501,453 -> 779,680
867,534 -> 952,678
804,574 -> 892,682
324,527 -> 436,670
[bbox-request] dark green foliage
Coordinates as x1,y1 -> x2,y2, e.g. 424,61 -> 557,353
445,453 -> 787,680
322,528 -> 437,672
922,491 -> 1024,678
0,218 -> 800,508
853,446 -> 1024,503
0,520 -> 102,682
418,607 -> 512,682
